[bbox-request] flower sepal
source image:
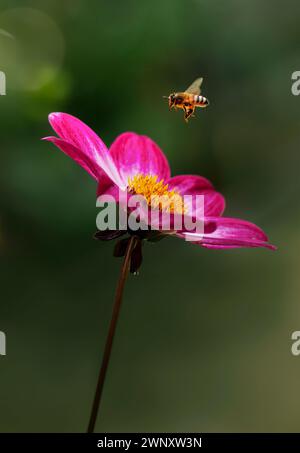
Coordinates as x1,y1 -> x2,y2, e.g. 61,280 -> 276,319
113,236 -> 143,275
93,230 -> 126,241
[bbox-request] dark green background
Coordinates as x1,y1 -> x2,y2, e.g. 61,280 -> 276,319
0,0 -> 299,432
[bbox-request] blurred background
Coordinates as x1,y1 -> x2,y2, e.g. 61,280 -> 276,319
0,0 -> 299,433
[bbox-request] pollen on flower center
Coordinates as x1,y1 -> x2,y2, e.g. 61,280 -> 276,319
127,173 -> 186,214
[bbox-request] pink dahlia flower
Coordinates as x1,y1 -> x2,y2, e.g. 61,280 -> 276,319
43,112 -> 275,250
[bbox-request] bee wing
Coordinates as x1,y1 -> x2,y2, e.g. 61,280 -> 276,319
184,77 -> 203,95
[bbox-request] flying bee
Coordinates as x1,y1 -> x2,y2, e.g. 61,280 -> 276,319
164,78 -> 209,122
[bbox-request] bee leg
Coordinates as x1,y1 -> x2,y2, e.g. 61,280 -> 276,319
182,105 -> 188,122
184,106 -> 194,122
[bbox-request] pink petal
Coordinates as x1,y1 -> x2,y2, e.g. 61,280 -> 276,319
43,137 -> 100,181
167,174 -> 225,217
178,217 -> 276,250
96,167 -> 120,198
202,191 -> 226,217
109,132 -> 171,185
167,174 -> 214,192
48,113 -> 124,188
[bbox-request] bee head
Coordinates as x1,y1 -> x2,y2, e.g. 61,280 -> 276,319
168,93 -> 175,108
163,93 -> 175,109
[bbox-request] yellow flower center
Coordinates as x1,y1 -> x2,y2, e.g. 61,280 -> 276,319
128,173 -> 186,214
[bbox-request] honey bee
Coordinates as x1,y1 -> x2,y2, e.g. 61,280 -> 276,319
164,78 -> 209,122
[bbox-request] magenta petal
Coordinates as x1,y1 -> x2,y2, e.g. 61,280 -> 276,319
96,167 -> 114,195
109,132 -> 171,183
48,113 -> 124,188
96,168 -> 120,198
167,174 -> 214,192
202,191 -> 226,217
43,137 -> 101,181
178,217 -> 276,250
167,174 -> 225,217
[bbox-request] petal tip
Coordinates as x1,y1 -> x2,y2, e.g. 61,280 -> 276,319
48,112 -> 62,126
41,135 -> 56,142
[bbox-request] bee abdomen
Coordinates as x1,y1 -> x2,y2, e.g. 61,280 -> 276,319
195,95 -> 209,106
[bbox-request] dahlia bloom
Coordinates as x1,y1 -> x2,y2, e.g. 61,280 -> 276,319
43,112 -> 275,250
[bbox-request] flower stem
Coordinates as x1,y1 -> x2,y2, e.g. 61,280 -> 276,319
87,236 -> 137,433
